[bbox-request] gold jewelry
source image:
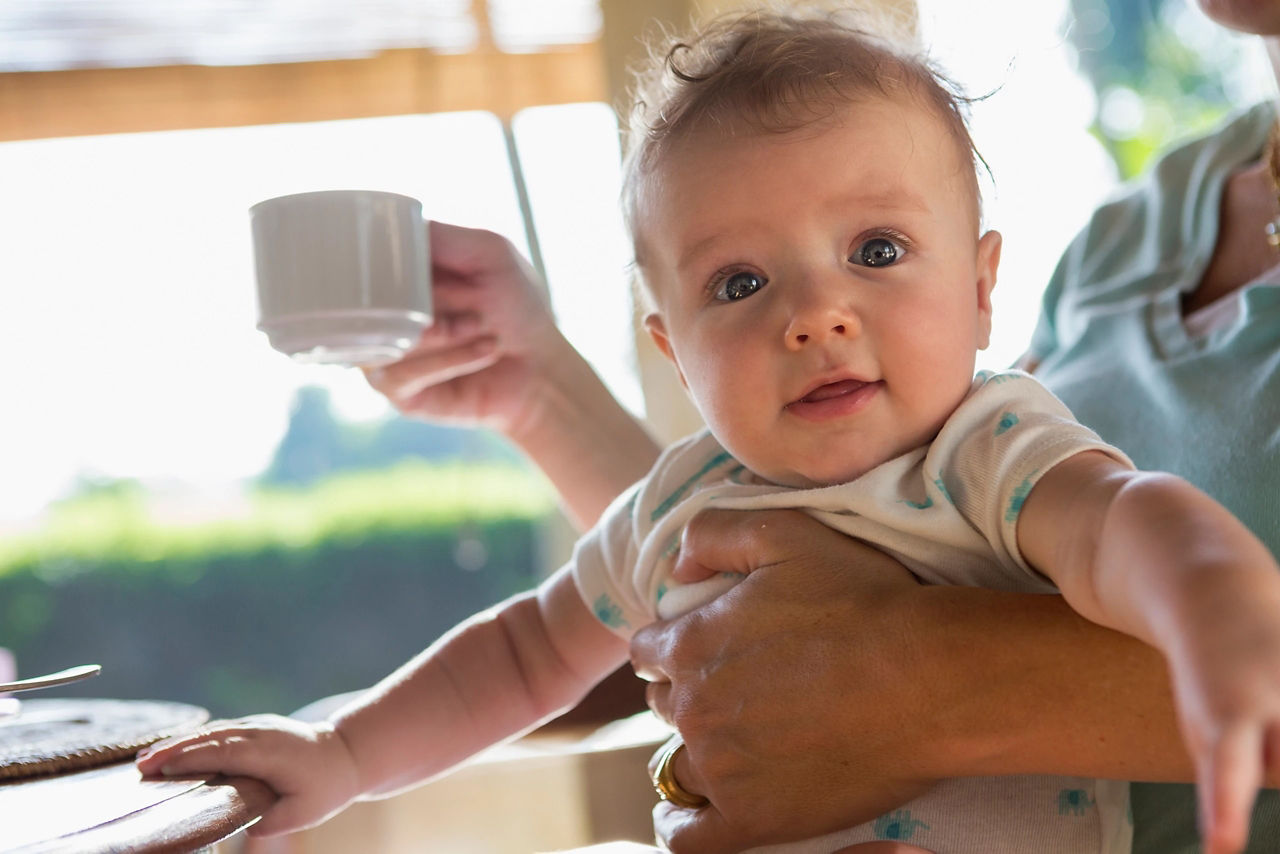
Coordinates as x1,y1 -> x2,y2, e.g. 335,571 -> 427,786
652,739 -> 710,809
1266,118 -> 1280,252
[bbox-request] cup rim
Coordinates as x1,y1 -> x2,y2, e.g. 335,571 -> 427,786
256,308 -> 432,327
249,189 -> 422,214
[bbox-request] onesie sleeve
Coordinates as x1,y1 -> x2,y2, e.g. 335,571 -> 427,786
928,370 -> 1135,580
569,431 -> 730,640
569,482 -> 648,639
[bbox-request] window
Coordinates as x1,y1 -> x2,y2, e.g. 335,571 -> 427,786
0,103 -> 639,521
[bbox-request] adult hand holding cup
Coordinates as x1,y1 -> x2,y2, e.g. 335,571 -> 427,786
251,190 -> 432,367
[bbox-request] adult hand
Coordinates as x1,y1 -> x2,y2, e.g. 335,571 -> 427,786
364,221 -> 565,437
364,221 -> 661,529
631,509 -> 935,853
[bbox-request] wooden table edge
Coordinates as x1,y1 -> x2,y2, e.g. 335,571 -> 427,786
9,771 -> 277,854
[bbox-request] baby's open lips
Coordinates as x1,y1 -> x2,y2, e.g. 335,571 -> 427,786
789,378 -> 873,406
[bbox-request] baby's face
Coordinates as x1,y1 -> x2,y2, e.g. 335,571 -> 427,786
636,95 -> 1001,488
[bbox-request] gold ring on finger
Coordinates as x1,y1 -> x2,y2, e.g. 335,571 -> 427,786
652,739 -> 710,809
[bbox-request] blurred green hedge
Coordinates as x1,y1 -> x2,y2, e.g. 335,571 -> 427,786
0,462 -> 557,716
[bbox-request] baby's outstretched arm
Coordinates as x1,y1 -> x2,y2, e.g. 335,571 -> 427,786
136,566 -> 629,836
1019,451 -> 1280,854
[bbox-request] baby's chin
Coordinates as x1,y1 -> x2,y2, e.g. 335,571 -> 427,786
750,460 -> 878,490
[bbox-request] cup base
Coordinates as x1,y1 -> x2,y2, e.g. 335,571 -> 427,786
258,309 -> 431,368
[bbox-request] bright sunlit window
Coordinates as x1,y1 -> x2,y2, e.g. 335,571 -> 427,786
0,106 -> 636,522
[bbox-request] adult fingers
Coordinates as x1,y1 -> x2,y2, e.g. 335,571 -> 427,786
671,509 -> 799,583
425,274 -> 506,319
364,336 -> 499,404
632,532 -> 936,848
631,608 -> 713,684
427,221 -> 545,304
644,679 -> 673,725
653,799 -> 743,854
645,735 -> 710,804
672,508 -> 912,589
427,221 -> 520,278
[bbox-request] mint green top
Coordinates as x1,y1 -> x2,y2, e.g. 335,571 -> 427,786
1030,101 -> 1280,854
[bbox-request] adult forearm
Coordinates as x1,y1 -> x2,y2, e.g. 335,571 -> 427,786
907,583 -> 1192,783
508,338 -> 661,529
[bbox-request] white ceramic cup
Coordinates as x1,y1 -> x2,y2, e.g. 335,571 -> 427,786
250,190 -> 432,367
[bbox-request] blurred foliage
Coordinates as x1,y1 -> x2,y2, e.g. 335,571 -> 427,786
262,386 -> 521,488
0,460 -> 554,578
0,386 -> 564,714
1066,0 -> 1247,178
0,462 -> 557,715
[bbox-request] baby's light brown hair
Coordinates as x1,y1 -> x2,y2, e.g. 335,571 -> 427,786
622,3 -> 986,261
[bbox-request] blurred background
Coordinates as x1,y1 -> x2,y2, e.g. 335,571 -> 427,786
0,0 -> 1272,716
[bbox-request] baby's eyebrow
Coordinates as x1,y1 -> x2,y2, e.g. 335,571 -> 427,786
675,232 -> 727,275
828,187 -> 931,216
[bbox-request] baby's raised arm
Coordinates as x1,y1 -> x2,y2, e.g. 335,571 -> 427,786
1018,450 -> 1280,854
135,567 -> 629,837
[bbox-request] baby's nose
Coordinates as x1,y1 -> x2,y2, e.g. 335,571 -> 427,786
792,322 -> 848,345
785,302 -> 860,350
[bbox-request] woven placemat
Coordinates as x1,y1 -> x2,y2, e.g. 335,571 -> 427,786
0,698 -> 209,780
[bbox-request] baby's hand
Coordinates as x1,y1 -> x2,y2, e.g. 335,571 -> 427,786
1166,588 -> 1280,854
135,713 -> 361,837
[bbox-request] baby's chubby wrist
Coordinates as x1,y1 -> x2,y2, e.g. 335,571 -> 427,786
312,720 -> 364,805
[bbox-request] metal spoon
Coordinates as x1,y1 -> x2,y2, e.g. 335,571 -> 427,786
0,664 -> 102,694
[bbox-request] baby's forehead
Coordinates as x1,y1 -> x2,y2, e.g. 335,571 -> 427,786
632,96 -> 981,248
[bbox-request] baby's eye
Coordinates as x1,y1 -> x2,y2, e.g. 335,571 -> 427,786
714,271 -> 767,301
851,237 -> 905,267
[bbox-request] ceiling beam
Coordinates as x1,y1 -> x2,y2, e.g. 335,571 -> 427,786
0,43 -> 606,142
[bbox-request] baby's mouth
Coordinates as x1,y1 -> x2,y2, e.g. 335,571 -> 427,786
784,377 -> 884,421
794,379 -> 870,405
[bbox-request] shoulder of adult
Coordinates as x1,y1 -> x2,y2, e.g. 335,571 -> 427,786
1103,102 -> 1268,259
1029,101 -> 1275,362
1078,102 -> 1271,275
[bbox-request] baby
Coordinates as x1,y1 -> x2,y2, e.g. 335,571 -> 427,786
138,8 -> 1280,854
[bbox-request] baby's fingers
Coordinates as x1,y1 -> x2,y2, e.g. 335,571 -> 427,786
135,732 -> 209,773
137,722 -> 298,785
136,732 -> 257,777
1199,724 -> 1263,854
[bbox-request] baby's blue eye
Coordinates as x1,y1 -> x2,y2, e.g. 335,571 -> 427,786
715,271 -> 766,301
851,237 -> 903,267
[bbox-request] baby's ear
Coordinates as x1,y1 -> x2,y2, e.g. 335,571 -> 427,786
974,229 -> 1002,350
643,313 -> 688,389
